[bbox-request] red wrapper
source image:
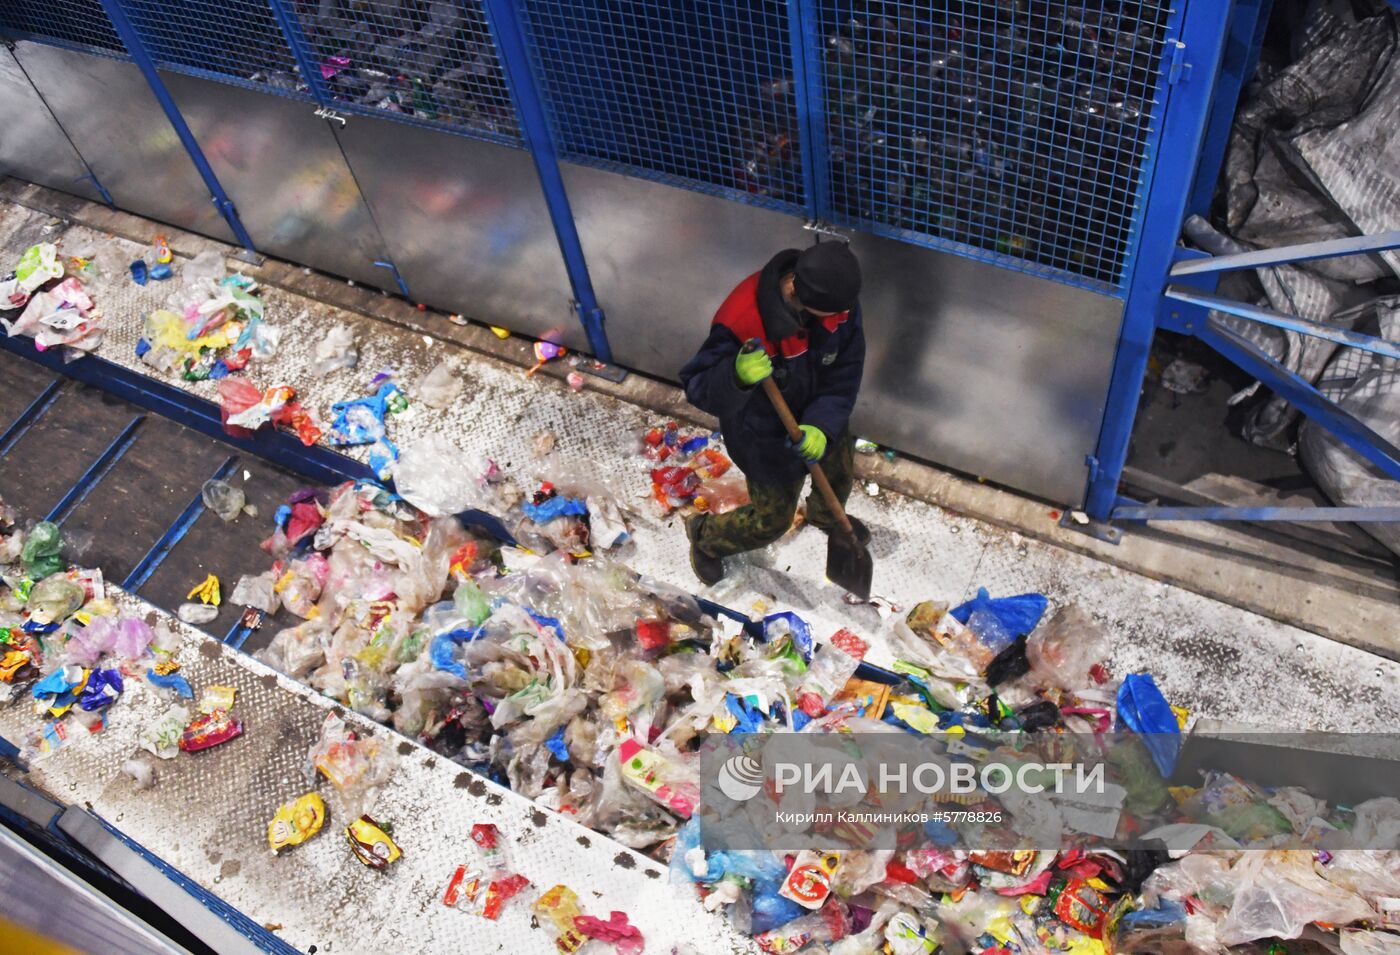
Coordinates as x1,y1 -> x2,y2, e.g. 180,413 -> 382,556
481,873 -> 530,920
470,823 -> 499,851
178,708 -> 244,752
634,619 -> 671,651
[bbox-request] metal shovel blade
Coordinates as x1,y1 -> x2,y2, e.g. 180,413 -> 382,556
825,529 -> 873,601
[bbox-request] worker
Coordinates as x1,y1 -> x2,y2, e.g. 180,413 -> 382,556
679,242 -> 869,586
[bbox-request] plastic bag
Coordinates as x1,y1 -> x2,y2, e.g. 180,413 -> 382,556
308,711 -> 397,818
230,572 -> 279,614
1216,851 -> 1376,945
182,249 -> 225,295
202,479 -> 246,522
16,243 -> 63,293
949,588 -> 1047,637
216,378 -> 264,437
795,630 -> 868,716
416,358 -> 464,409
177,602 -> 219,625
21,522 -> 64,578
256,620 -> 329,679
309,323 -> 358,376
391,434 -> 491,517
1117,673 -> 1181,776
1026,604 -> 1111,690
26,575 -> 84,625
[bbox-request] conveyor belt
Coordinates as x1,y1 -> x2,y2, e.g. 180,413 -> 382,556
0,349 -> 322,653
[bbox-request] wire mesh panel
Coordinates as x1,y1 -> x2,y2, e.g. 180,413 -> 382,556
815,1 -> 1174,289
0,0 -> 127,59
284,0 -> 521,144
519,0 -> 806,212
116,0 -> 310,99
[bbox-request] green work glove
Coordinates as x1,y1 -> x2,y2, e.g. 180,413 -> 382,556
734,347 -> 773,387
795,424 -> 827,462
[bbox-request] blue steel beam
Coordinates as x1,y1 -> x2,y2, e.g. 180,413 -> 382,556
1113,504 -> 1400,522
0,335 -> 369,487
0,379 -> 62,457
46,415 -> 145,525
480,0 -> 614,365
1165,286 -> 1400,361
1199,315 -> 1400,482
94,0 -> 258,256
1171,230 -> 1400,277
1085,1 -> 1236,519
122,454 -> 239,593
1186,0 -> 1274,216
786,0 -> 830,223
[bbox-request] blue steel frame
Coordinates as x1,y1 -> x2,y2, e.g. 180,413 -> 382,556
480,0 -> 613,364
1185,0 -> 1274,217
1085,0 -> 1400,529
1099,231 -> 1400,525
94,0 -> 258,257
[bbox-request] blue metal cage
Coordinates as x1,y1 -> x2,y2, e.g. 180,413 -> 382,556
518,0 -> 807,213
0,0 -> 127,59
811,1 -> 1173,290
116,0 -> 311,100
283,0 -> 523,145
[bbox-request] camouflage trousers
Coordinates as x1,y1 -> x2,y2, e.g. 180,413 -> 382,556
694,436 -> 855,559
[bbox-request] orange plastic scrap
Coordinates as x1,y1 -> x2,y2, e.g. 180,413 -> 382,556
696,448 -> 732,478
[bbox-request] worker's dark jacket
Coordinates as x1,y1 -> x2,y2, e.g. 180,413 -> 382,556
679,249 -> 865,485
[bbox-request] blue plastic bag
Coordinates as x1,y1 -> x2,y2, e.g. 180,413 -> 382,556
763,611 -> 813,661
429,626 -> 484,681
1117,672 -> 1181,776
146,668 -> 193,699
950,587 -> 1048,637
545,725 -> 570,762
521,496 -> 587,523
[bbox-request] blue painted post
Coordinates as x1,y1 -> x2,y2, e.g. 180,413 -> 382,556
95,0 -> 258,256
480,0 -> 614,365
264,0 -> 331,105
1084,0 -> 1235,519
1186,0 -> 1274,216
787,0 -> 831,222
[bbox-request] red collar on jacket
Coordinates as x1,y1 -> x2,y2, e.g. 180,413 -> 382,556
712,271 -> 850,359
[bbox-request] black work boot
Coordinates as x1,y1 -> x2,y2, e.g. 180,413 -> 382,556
804,508 -> 872,547
685,514 -> 726,586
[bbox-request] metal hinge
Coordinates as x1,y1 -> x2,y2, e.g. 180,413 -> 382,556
315,107 -> 347,127
803,219 -> 850,241
1084,455 -> 1102,483
1165,41 -> 1191,85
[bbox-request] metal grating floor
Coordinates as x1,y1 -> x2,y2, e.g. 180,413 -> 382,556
0,589 -> 751,953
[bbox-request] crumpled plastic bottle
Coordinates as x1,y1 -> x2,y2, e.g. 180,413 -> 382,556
20,521 -> 63,578
202,479 -> 246,522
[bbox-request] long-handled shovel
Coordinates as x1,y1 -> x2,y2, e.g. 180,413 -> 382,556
743,340 -> 873,599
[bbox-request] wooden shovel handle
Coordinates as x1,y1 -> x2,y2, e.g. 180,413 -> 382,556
744,340 -> 858,540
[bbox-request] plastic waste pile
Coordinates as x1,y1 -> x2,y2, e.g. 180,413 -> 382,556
0,520 -> 245,763
135,261 -> 278,384
640,419 -> 749,516
233,459 -> 1400,952
0,243 -> 103,353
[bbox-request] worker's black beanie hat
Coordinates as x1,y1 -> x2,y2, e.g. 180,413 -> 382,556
793,242 -> 862,314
